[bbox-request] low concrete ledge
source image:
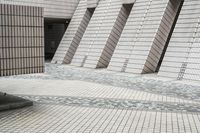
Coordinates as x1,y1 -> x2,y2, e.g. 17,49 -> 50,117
0,92 -> 33,111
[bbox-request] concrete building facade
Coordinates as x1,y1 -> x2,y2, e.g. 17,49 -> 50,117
1,0 -> 200,81
0,0 -> 79,19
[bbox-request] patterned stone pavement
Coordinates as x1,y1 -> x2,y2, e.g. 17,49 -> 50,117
1,63 -> 200,102
19,95 -> 200,113
0,63 -> 200,133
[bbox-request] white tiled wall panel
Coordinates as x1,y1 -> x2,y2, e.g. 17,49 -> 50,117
51,0 -> 94,64
0,4 -> 44,76
108,0 -> 181,74
87,0 -> 99,8
122,0 -> 136,4
0,0 -> 79,19
71,0 -> 130,68
158,0 -> 200,81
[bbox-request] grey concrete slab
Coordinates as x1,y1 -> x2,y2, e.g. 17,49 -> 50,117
0,92 -> 33,111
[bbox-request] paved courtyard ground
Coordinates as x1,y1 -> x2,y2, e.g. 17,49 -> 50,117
0,63 -> 200,133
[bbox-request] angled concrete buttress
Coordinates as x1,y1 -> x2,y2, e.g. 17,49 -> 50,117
159,0 -> 200,81
71,0 -> 134,68
108,0 -> 182,74
52,0 -> 97,64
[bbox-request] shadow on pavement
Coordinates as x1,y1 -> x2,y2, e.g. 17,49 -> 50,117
0,92 -> 33,111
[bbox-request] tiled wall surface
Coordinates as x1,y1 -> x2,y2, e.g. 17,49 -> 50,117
52,0 -> 94,64
122,0 -> 136,4
108,0 -> 182,74
0,4 -> 44,76
0,0 -> 79,19
159,0 -> 200,81
87,0 -> 99,8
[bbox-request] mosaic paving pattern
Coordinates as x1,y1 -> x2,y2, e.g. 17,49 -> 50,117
19,95 -> 200,113
2,63 -> 200,102
1,64 -> 200,133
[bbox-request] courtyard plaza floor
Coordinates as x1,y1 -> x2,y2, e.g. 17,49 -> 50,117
0,63 -> 200,133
